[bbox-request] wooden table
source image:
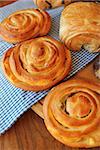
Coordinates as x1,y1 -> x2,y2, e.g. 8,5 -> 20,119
0,2 -> 100,150
0,59 -> 99,150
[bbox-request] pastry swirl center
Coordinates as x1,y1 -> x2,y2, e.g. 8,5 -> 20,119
9,13 -> 33,28
10,14 -> 25,26
66,93 -> 92,118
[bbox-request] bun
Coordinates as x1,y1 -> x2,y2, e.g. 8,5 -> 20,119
33,0 -> 98,10
33,0 -> 71,9
0,9 -> 51,43
59,2 -> 100,52
2,36 -> 71,91
43,78 -> 100,148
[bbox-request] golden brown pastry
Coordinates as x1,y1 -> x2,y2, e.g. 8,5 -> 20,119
33,0 -> 99,9
2,36 -> 71,91
43,78 -> 100,148
0,9 -> 51,43
59,2 -> 100,52
33,0 -> 71,9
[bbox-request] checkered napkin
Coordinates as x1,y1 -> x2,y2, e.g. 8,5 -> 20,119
0,0 -> 99,134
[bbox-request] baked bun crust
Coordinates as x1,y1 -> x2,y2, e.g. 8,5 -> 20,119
0,9 -> 51,43
33,0 -> 99,10
33,0 -> 72,9
59,2 -> 100,52
43,79 -> 100,148
2,36 -> 71,91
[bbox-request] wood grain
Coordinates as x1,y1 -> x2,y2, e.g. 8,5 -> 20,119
0,110 -> 82,150
0,57 -> 99,150
0,109 -> 99,150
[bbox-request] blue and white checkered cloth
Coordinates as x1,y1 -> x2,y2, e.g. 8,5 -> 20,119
0,0 -> 99,134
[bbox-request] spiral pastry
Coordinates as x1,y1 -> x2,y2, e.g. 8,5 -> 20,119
0,9 -> 51,43
59,2 -> 100,52
33,0 -> 99,9
33,0 -> 72,9
43,79 -> 100,148
2,36 -> 71,91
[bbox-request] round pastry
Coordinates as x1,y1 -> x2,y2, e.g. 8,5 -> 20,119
43,79 -> 100,148
2,36 -> 71,91
33,0 -> 71,9
59,2 -> 100,52
0,9 -> 51,43
33,0 -> 98,9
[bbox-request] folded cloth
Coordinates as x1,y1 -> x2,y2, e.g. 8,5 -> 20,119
0,0 -> 99,134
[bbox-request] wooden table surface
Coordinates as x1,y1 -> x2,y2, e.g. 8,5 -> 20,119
0,59 -> 100,150
0,2 -> 100,150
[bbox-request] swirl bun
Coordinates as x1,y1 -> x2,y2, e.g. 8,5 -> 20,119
0,9 -> 51,43
43,79 -> 100,148
2,36 -> 71,91
33,0 -> 99,10
33,0 -> 72,9
59,2 -> 100,52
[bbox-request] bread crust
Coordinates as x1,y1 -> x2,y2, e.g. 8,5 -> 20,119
2,36 -> 71,91
59,2 -> 100,52
43,78 -> 100,148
